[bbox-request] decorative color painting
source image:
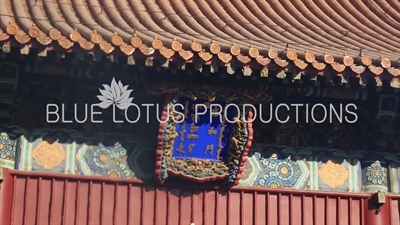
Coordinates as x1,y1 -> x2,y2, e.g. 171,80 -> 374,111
0,132 -> 16,178
2,124 -> 400,193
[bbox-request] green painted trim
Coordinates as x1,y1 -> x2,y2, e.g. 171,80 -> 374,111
348,158 -> 356,192
20,135 -> 32,171
19,136 -> 26,170
388,163 -> 398,193
64,141 -> 72,174
0,159 -> 15,169
309,156 -> 319,190
26,136 -> 33,171
70,142 -> 76,174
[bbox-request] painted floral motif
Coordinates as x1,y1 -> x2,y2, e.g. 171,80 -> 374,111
318,160 -> 349,189
259,176 -> 283,188
0,132 -> 15,159
107,161 -> 131,178
258,155 -> 301,188
32,140 -> 66,170
365,161 -> 387,185
87,146 -> 114,174
82,143 -> 131,178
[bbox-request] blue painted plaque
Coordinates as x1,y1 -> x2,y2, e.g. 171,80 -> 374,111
155,89 -> 261,185
172,99 -> 234,162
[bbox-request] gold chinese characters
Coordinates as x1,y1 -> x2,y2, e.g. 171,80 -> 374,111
188,144 -> 195,154
177,143 -> 184,155
204,144 -> 214,155
187,134 -> 199,140
186,108 -> 200,154
190,123 -> 199,133
175,101 -> 189,155
208,126 -> 217,135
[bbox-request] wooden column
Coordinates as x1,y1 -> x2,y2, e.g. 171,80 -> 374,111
364,195 -> 390,225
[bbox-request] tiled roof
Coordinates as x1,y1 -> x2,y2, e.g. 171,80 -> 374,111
0,0 -> 399,78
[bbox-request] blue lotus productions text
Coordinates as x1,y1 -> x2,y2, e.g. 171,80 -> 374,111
45,103 -> 358,124
191,103 -> 358,124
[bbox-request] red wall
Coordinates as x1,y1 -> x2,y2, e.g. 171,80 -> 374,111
1,169 -> 399,225
391,198 -> 400,225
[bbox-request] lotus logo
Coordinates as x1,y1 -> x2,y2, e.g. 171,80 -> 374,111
97,78 -> 134,110
46,77 -> 186,124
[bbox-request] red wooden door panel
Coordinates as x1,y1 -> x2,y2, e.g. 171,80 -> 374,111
1,169 -> 398,225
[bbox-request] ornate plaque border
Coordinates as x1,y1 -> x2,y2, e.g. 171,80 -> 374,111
155,93 -> 255,186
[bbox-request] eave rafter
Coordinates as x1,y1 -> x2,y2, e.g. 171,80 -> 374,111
0,0 -> 399,88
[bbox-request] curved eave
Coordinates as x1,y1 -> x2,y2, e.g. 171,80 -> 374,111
0,0 -> 399,80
